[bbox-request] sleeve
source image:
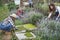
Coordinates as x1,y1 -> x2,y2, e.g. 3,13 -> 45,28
8,20 -> 14,26
8,20 -> 15,27
56,6 -> 60,14
58,9 -> 60,14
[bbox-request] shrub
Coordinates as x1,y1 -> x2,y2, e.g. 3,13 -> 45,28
0,5 -> 9,22
41,4 -> 49,15
28,13 -> 43,24
0,0 -> 3,6
54,3 -> 60,6
34,3 -> 42,11
24,7 -> 32,12
8,2 -> 16,11
22,12 -> 43,24
33,19 -> 60,40
35,3 -> 49,16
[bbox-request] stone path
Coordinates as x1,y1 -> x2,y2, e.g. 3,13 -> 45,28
15,32 -> 26,40
15,32 -> 36,40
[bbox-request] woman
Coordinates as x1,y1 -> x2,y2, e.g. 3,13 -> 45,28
0,13 -> 18,40
47,3 -> 60,20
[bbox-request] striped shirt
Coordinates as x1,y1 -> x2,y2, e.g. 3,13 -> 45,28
2,16 -> 15,27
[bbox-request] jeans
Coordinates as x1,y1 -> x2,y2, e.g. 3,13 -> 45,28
0,22 -> 13,32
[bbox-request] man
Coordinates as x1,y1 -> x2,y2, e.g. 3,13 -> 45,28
0,13 -> 18,40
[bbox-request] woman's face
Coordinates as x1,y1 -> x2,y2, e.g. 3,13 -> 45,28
50,6 -> 53,9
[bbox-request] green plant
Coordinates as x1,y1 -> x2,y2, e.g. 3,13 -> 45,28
8,2 -> 16,11
54,3 -> 60,6
25,32 -> 33,37
35,3 -> 42,11
33,20 -> 60,40
15,20 -> 23,25
28,13 -> 43,24
35,3 -> 49,16
16,25 -> 26,31
41,4 -> 49,15
0,0 -> 3,6
24,7 -> 32,12
24,24 -> 36,28
0,5 -> 9,22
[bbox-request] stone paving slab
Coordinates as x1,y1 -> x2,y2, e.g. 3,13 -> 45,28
15,32 -> 36,40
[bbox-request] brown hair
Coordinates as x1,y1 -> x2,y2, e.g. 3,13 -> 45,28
49,3 -> 56,12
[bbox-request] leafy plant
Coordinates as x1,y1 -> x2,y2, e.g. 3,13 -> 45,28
23,24 -> 36,30
33,20 -> 60,40
0,5 -> 9,22
16,25 -> 26,31
24,7 -> 32,12
25,32 -> 33,37
54,3 -> 60,6
41,4 -> 49,15
15,20 -> 23,25
35,3 -> 49,16
0,0 -> 3,6
8,2 -> 16,11
28,13 -> 43,24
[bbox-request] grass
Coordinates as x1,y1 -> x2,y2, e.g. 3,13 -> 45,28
25,32 -> 33,37
23,24 -> 36,30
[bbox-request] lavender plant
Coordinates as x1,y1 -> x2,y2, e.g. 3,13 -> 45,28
22,12 -> 43,24
33,19 -> 60,40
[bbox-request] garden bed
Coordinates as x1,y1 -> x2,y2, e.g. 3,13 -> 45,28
16,25 -> 26,32
23,24 -> 36,30
16,24 -> 36,32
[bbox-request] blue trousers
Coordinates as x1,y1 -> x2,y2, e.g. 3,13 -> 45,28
0,22 -> 13,32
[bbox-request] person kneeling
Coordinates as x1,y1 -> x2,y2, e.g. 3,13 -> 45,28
0,13 -> 18,40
